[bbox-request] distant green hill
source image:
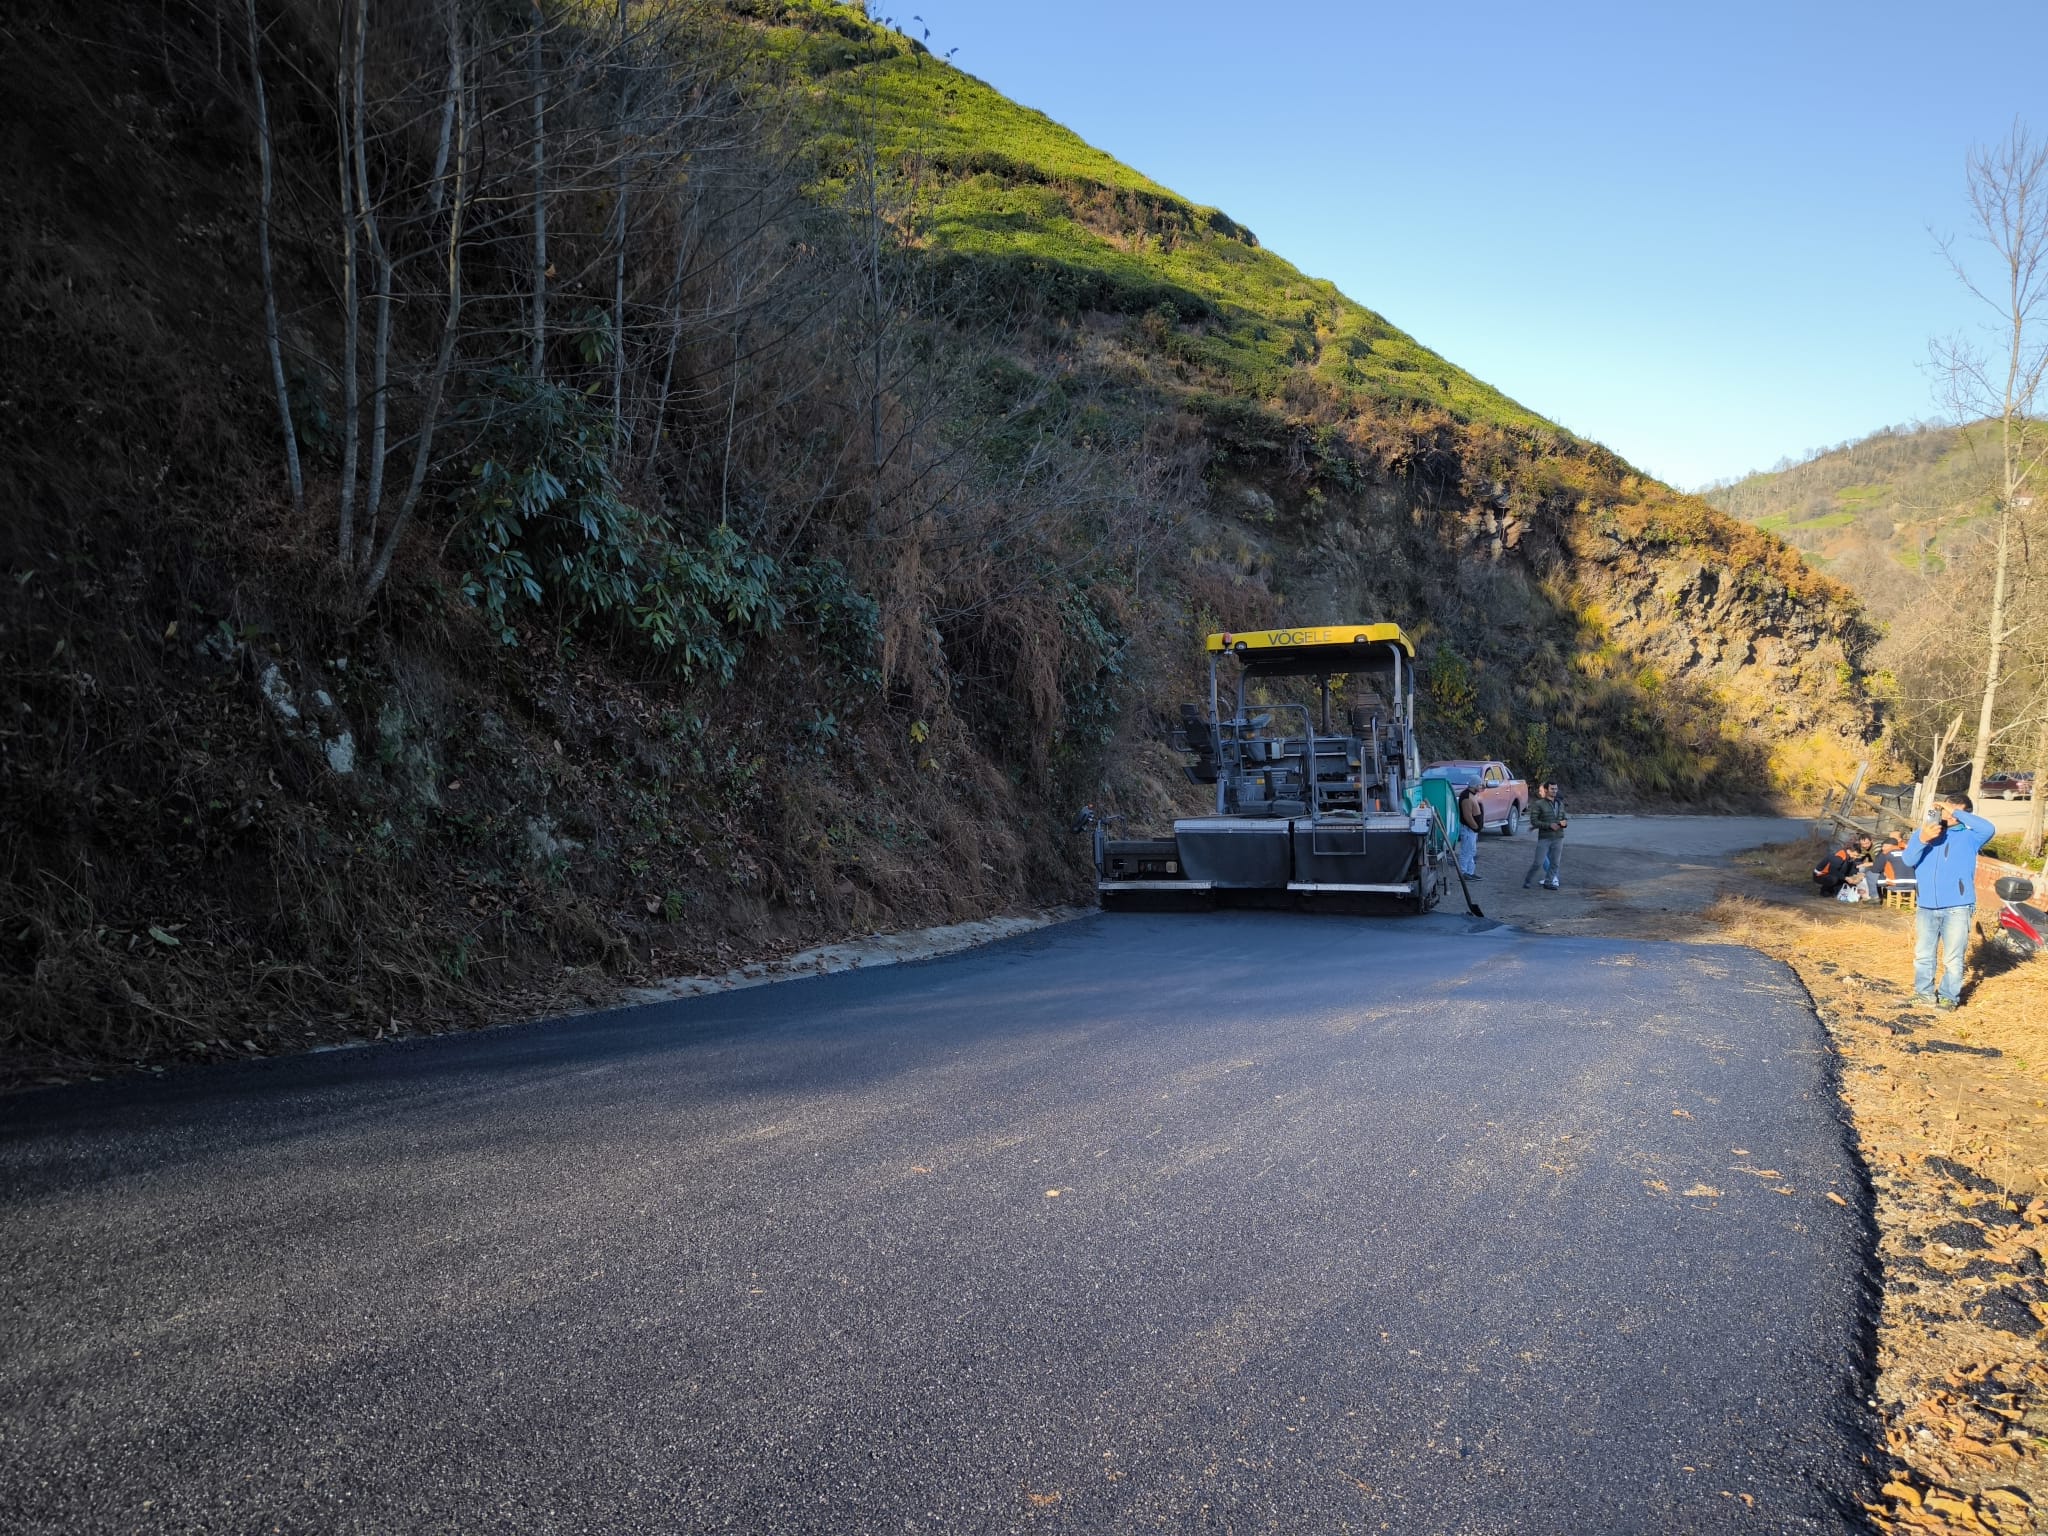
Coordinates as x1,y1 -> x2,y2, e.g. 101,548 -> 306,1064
760,0 -> 1551,429
1701,423 -> 2003,603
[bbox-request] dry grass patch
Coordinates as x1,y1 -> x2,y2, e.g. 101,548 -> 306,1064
1697,852 -> 2048,1533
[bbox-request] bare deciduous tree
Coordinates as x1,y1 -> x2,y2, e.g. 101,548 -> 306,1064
528,1 -> 548,378
335,3 -> 362,566
363,0 -> 472,599
323,0 -> 473,598
243,0 -> 301,517
1931,120 -> 2048,801
609,0 -> 630,445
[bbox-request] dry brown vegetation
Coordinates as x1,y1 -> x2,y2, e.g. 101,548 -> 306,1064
1614,844 -> 2048,1534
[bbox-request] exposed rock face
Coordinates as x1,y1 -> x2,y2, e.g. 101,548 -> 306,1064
1588,543 -> 1877,763
1188,425 -> 1881,805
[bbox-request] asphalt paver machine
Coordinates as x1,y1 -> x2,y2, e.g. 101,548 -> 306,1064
1089,623 -> 1454,911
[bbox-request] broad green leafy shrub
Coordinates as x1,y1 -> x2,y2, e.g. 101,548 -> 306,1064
1058,583 -> 1126,752
456,373 -> 641,645
455,373 -> 879,689
632,523 -> 784,683
791,558 -> 883,690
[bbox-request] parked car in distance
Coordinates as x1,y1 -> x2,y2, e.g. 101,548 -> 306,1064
1984,771 -> 2036,800
1422,759 -> 1529,835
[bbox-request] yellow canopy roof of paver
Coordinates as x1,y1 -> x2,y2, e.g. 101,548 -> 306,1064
1203,624 -> 1414,670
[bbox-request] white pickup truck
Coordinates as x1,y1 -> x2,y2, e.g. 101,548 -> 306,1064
1421,759 -> 1529,835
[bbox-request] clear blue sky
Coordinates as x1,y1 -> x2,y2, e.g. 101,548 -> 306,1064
906,1 -> 2048,490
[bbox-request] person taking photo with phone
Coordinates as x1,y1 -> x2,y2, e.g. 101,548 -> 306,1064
1898,791 -> 1997,1009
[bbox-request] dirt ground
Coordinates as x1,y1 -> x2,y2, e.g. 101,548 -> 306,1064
1465,815 -> 2048,1534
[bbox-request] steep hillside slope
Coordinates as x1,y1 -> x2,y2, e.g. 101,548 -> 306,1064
0,0 -> 1880,1084
748,1 -> 1880,789
777,8 -> 1548,429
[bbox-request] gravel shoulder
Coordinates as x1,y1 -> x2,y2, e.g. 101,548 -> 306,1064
1466,815 -> 2048,1535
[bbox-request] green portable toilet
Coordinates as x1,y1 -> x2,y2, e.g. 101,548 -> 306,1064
1406,777 -> 1458,856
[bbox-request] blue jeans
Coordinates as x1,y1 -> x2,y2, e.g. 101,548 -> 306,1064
1525,839 -> 1562,886
1458,828 -> 1478,876
1914,904 -> 1973,1001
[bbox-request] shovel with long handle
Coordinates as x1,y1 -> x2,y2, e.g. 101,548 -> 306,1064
1452,855 -> 1483,918
1438,818 -> 1482,918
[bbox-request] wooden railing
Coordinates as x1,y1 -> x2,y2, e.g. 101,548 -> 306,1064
1811,761 -> 1918,844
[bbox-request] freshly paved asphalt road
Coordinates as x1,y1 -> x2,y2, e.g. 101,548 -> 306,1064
0,911 -> 1877,1533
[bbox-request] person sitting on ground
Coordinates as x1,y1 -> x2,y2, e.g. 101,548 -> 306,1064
1871,832 -> 1913,898
1812,833 -> 1874,897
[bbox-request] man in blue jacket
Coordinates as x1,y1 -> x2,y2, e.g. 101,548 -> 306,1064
1898,791 -> 1998,1009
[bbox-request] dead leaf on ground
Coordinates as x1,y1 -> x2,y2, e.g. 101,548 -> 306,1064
1923,1490 -> 1991,1528
1882,1479 -> 1923,1507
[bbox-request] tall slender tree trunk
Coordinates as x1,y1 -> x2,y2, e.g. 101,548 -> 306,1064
718,289 -> 740,526
365,14 -> 469,601
864,137 -> 885,536
426,6 -> 459,218
335,7 -> 361,567
528,2 -> 548,378
610,0 -> 630,449
243,0 -> 302,517
1966,494 -> 2013,800
2025,709 -> 2047,858
352,0 -> 393,557
643,182 -> 698,475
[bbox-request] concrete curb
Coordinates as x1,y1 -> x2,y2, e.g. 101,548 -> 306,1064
625,906 -> 1092,1003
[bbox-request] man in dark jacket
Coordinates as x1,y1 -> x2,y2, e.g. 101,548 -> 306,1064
1522,783 -> 1567,890
1812,834 -> 1874,897
1899,792 -> 1997,1009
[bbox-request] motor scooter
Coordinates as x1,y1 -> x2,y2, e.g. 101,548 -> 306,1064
1992,875 -> 2046,960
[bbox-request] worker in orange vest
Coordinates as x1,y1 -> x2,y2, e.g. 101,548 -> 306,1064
1871,832 -> 1912,896
1812,833 -> 1873,898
